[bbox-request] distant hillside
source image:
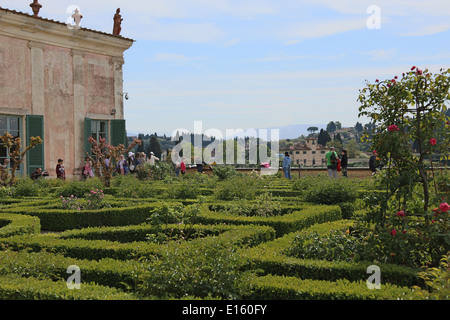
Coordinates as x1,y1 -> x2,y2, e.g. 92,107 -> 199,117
267,124 -> 327,140
128,124 -> 327,141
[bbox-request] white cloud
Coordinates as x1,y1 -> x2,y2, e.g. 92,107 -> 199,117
363,49 -> 397,61
282,18 -> 367,41
129,21 -> 224,43
221,39 -> 240,47
399,23 -> 450,36
152,52 -> 208,64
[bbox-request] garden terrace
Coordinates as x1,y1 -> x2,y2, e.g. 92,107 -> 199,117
0,169 -> 447,300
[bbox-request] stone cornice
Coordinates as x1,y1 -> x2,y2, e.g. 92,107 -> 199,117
0,8 -> 134,58
110,56 -> 125,66
70,49 -> 85,58
27,40 -> 46,51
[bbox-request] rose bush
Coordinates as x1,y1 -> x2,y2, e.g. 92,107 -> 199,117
357,66 -> 450,267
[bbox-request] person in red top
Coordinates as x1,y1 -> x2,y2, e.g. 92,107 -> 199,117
56,158 -> 65,180
180,157 -> 186,175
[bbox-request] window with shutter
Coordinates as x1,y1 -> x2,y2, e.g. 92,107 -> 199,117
84,118 -> 92,156
110,119 -> 126,147
0,115 -> 22,169
26,115 -> 44,175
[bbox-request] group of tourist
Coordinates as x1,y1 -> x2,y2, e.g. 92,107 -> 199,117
282,148 -> 350,179
28,151 -> 161,180
26,148 -> 382,181
83,151 -> 161,177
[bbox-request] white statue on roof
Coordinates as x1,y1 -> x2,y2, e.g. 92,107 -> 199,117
71,8 -> 83,29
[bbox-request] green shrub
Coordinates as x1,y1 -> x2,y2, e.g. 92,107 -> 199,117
217,193 -> 285,217
286,229 -> 365,263
0,186 -> 11,198
212,165 -> 238,180
6,203 -> 161,231
338,201 -> 356,219
34,176 -> 67,190
110,175 -> 162,198
146,162 -> 176,181
0,274 -> 138,300
243,220 -> 421,287
412,254 -> 450,300
199,204 -> 342,237
166,180 -> 200,199
241,275 -> 417,300
292,175 -> 321,193
215,177 -> 258,201
0,250 -> 145,291
182,172 -> 218,189
11,178 -> 41,197
58,178 -> 104,198
0,224 -> 275,262
138,236 -> 250,299
303,177 -> 358,204
0,213 -> 40,237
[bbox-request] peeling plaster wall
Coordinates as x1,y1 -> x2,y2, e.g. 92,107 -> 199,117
0,35 -> 32,112
43,44 -> 74,177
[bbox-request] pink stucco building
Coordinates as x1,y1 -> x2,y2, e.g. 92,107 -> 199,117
0,6 -> 134,179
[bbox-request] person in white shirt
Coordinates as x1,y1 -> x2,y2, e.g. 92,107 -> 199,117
148,152 -> 160,166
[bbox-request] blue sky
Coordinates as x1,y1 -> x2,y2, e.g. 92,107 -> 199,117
4,0 -> 450,137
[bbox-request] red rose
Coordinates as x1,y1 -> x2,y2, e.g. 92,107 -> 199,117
439,202 -> 449,213
388,125 -> 399,132
430,138 -> 437,146
396,210 -> 406,217
390,229 -> 397,236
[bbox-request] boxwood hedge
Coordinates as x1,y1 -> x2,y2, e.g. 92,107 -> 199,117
242,274 -> 417,300
242,220 -> 421,287
0,213 -> 40,238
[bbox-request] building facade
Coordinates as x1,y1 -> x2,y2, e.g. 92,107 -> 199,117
0,6 -> 134,179
282,137 -> 330,167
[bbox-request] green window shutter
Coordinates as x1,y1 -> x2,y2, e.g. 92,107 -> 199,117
84,118 -> 92,156
26,115 -> 44,175
110,119 -> 126,147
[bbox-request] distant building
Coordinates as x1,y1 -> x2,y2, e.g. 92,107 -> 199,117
281,137 -> 330,167
334,127 -> 358,139
0,6 -> 134,179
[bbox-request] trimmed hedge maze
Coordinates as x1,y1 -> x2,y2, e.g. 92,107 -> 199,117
0,176 -> 424,300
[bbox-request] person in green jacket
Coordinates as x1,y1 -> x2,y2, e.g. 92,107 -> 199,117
325,147 -> 338,178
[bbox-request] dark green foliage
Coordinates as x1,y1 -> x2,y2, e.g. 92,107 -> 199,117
58,178 -> 104,198
241,275 -> 416,300
11,178 -> 41,197
138,237 -> 249,299
212,165 -> 238,180
302,177 -> 358,204
0,213 -> 40,237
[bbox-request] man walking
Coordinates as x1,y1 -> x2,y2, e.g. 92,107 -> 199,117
282,152 -> 292,179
